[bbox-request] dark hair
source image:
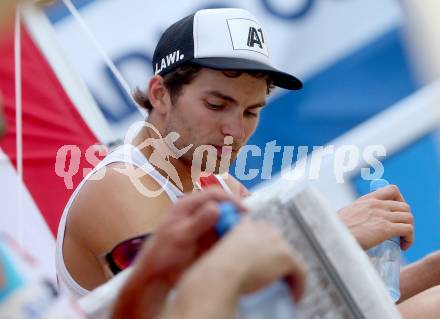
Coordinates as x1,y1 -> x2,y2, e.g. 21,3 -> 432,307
133,63 -> 275,112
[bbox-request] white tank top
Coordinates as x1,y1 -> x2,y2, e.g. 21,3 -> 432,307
55,144 -> 231,299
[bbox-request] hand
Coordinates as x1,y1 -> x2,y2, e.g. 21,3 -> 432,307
135,187 -> 246,285
338,185 -> 414,250
111,187 -> 246,319
191,219 -> 307,302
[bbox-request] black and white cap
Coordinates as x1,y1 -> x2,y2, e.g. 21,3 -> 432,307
152,8 -> 302,90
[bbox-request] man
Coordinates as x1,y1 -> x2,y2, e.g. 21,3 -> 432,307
0,4 -> 307,318
57,7 -> 440,318
0,3 -> 307,318
1,83 -> 306,319
57,8 -> 302,296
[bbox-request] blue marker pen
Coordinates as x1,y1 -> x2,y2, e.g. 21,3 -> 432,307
367,179 -> 401,302
216,202 -> 297,319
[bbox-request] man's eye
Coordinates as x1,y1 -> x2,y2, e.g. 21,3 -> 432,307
206,102 -> 224,110
244,110 -> 258,118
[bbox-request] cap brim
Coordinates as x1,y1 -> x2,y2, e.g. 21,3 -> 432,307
189,57 -> 302,90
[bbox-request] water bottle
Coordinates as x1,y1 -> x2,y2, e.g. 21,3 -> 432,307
216,203 -> 297,319
366,179 -> 401,302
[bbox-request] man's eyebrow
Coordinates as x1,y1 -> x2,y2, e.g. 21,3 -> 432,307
248,102 -> 267,109
205,90 -> 238,104
205,90 -> 266,108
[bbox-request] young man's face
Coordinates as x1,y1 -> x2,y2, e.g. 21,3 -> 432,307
163,68 -> 268,173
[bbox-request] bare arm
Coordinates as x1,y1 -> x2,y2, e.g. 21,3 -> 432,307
398,285 -> 440,319
399,251 -> 440,303
63,163 -> 173,290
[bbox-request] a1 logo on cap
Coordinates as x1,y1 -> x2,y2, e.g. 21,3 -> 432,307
227,19 -> 269,57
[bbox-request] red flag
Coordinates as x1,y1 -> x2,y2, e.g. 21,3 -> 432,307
0,22 -> 102,236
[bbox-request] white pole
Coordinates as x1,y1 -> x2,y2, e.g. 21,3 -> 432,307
400,0 -> 440,84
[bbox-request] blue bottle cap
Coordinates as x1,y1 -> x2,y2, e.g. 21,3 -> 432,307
370,179 -> 389,192
215,202 -> 241,237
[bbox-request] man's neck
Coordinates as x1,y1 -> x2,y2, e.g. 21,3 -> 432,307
132,122 -> 199,193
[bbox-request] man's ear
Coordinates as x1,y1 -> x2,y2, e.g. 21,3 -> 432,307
148,75 -> 171,115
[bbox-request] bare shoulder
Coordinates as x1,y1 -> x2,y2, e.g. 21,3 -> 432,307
222,174 -> 251,198
65,162 -> 174,255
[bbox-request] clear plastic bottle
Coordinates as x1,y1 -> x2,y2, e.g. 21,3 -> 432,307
216,203 -> 297,319
366,179 -> 401,302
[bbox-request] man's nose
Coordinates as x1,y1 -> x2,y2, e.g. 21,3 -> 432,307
221,115 -> 245,142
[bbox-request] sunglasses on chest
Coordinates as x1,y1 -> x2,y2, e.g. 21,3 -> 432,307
102,175 -> 224,274
101,234 -> 151,275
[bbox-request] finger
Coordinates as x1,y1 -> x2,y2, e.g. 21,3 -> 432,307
389,223 -> 414,250
197,230 -> 219,257
377,200 -> 411,212
174,187 -> 247,216
401,239 -> 412,251
366,185 -> 406,202
178,201 -> 221,242
384,211 -> 414,225
285,254 -> 308,303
